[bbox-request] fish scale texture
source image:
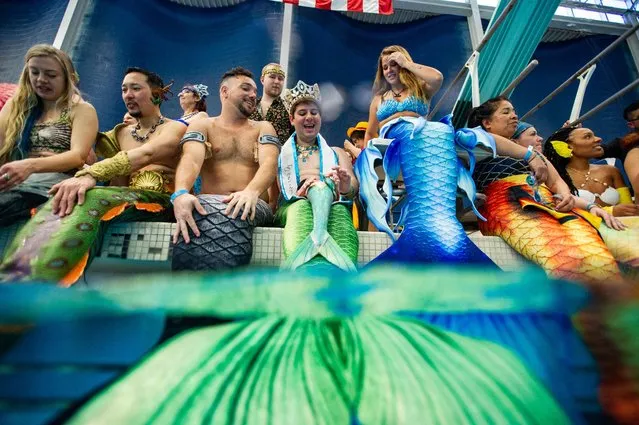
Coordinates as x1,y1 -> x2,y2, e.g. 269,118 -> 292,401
279,199 -> 358,267
375,120 -> 493,264
479,180 -> 620,283
172,195 -> 273,271
1,186 -> 170,282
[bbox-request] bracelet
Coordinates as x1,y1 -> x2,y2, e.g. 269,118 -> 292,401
340,185 -> 357,200
585,202 -> 597,212
523,145 -> 534,162
75,151 -> 132,182
170,189 -> 189,204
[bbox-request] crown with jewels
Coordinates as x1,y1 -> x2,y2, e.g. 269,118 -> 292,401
282,80 -> 321,115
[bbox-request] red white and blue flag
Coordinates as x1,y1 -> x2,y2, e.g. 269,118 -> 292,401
273,0 -> 393,15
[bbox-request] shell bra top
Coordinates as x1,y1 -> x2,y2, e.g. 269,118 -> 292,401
29,108 -> 72,155
578,187 -> 621,206
376,95 -> 429,123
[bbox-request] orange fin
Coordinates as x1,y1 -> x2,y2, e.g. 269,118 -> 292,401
134,202 -> 164,213
59,252 -> 89,287
30,208 -> 38,217
519,198 -> 573,220
101,203 -> 127,221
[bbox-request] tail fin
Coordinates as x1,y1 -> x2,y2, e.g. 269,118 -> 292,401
283,234 -> 357,272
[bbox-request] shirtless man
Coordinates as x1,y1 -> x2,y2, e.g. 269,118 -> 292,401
171,67 -> 279,271
276,80 -> 359,270
1,67 -> 186,283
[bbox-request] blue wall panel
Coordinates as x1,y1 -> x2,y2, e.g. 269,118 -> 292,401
0,0 -> 68,82
512,35 -> 639,145
290,10 -> 473,145
72,0 -> 283,130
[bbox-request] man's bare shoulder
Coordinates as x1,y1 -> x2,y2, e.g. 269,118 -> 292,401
114,123 -> 133,142
253,119 -> 277,136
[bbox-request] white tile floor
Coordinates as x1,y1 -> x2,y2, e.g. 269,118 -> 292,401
0,221 -> 527,272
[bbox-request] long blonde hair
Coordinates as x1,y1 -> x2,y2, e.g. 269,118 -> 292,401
1,44 -> 81,162
372,45 -> 428,103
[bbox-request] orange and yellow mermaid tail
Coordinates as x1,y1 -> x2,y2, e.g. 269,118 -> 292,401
478,176 -> 621,284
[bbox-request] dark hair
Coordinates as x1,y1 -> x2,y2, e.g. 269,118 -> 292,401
124,67 -> 170,104
467,95 -> 511,129
542,126 -> 579,195
181,85 -> 207,113
623,101 -> 639,121
220,67 -> 254,86
350,130 -> 365,141
125,67 -> 164,91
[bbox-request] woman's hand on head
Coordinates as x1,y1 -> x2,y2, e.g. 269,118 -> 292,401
387,52 -> 409,68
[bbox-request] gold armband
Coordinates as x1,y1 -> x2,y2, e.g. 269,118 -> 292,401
75,151 -> 132,182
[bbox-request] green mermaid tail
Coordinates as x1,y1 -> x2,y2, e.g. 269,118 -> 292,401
65,316 -> 569,425
0,186 -> 170,285
277,185 -> 358,271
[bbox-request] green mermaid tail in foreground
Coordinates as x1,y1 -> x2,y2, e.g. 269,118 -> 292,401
66,316 -> 570,425
0,266 -> 589,424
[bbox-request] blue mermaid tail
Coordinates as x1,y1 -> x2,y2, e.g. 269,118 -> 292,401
355,116 -> 601,423
355,115 -> 496,265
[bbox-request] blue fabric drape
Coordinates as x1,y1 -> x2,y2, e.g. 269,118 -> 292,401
453,0 -> 561,127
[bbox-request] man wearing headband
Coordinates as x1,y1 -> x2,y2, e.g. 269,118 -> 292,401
1,67 -> 187,284
171,67 -> 279,271
249,63 -> 293,210
249,63 -> 292,143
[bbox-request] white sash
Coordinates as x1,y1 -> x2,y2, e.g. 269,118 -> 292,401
278,133 -> 338,201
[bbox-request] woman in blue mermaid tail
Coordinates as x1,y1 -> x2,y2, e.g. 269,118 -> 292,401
355,45 -> 601,422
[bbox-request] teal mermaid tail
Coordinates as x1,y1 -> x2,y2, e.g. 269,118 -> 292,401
0,267 -> 587,424
282,182 -> 356,272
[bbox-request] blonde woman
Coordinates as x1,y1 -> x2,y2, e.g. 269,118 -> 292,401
364,45 -> 443,143
0,44 -> 97,225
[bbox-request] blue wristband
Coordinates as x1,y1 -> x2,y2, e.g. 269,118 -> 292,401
170,189 -> 189,204
586,202 -> 597,212
523,145 -> 534,162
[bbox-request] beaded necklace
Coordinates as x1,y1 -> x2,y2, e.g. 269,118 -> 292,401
131,116 -> 165,143
296,143 -> 319,163
567,167 -> 609,189
180,111 -> 198,121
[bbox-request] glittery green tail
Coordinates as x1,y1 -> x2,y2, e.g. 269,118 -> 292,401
276,200 -> 358,270
65,316 -> 571,425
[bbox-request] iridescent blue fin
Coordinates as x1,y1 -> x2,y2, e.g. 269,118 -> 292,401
457,157 -> 486,221
454,126 -> 497,221
354,143 -> 395,240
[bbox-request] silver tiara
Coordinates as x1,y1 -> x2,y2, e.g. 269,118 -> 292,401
282,80 -> 321,114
